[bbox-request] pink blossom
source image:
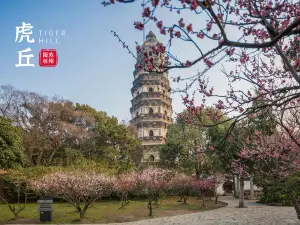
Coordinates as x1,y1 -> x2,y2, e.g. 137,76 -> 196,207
236,130 -> 300,178
204,58 -> 213,67
187,24 -> 193,32
134,21 -> 144,30
175,31 -> 181,38
185,60 -> 192,67
142,7 -> 151,17
156,21 -> 163,29
197,32 -> 204,39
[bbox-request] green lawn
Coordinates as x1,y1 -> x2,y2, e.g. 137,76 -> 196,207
0,196 -> 227,224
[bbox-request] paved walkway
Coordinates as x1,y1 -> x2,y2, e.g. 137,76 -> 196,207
106,196 -> 300,225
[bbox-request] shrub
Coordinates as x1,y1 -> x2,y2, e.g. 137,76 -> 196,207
0,166 -> 61,202
255,174 -> 300,206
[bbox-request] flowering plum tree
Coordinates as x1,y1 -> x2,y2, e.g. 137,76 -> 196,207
114,172 -> 138,208
233,129 -> 300,217
169,173 -> 194,204
30,171 -> 113,219
104,0 -> 300,142
137,167 -> 174,216
208,173 -> 226,204
236,130 -> 300,178
192,179 -> 214,207
0,174 -> 28,219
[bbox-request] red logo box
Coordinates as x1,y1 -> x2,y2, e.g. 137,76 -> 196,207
39,49 -> 58,67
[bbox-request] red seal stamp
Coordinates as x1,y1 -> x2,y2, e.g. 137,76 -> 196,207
39,49 -> 58,67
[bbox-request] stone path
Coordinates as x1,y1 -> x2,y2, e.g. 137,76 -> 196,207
105,196 -> 300,225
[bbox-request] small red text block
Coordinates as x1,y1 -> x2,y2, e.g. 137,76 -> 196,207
39,49 -> 58,67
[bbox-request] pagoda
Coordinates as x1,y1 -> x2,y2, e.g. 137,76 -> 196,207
130,31 -> 173,162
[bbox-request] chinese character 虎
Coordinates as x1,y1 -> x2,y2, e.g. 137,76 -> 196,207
15,48 -> 35,67
15,22 -> 35,43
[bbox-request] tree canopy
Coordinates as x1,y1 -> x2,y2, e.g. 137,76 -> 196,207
0,116 -> 26,169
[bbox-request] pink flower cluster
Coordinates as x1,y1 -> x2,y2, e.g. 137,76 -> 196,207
234,130 -> 300,177
30,171 -> 113,202
137,167 -> 174,191
192,179 -> 214,192
114,172 -> 138,194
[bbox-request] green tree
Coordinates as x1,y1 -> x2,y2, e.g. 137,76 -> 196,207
206,97 -> 277,207
0,116 -> 26,169
159,142 -> 182,168
161,108 -> 224,177
74,104 -> 142,173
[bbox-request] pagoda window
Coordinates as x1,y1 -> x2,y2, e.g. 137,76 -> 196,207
149,87 -> 153,92
149,108 -> 154,114
149,130 -> 154,137
149,51 -> 152,56
149,155 -> 155,161
164,110 -> 167,116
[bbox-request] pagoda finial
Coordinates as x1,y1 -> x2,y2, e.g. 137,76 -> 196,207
146,31 -> 156,41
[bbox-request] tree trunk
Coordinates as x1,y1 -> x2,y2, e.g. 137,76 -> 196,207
202,195 -> 206,207
8,204 -> 25,219
239,177 -> 245,208
214,186 -> 218,204
249,176 -> 254,200
48,151 -> 56,165
183,196 -> 187,204
79,204 -> 89,219
233,174 -> 239,198
147,201 -> 153,216
120,194 -> 125,209
196,169 -> 201,180
8,205 -> 19,219
215,195 -> 219,204
13,212 -> 19,219
79,210 -> 86,219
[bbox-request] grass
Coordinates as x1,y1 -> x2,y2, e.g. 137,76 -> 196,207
0,196 -> 227,224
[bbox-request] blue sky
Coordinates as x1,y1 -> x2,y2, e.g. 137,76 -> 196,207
0,0 -> 244,121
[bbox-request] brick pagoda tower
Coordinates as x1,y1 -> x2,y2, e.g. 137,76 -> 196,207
130,31 -> 173,162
